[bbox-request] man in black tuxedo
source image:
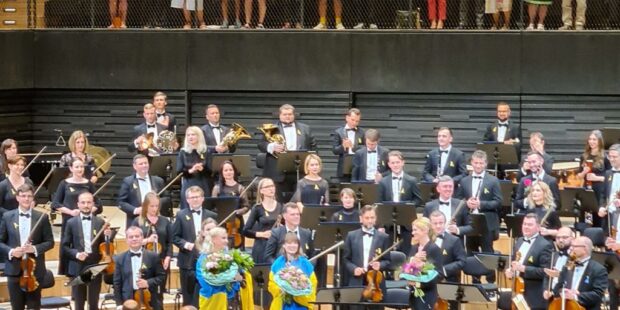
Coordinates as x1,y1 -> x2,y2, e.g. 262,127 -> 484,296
153,91 -> 177,132
265,202 -> 313,263
63,192 -> 113,310
118,154 -> 170,227
200,104 -> 237,155
514,151 -> 561,212
0,184 -> 54,310
128,103 -> 168,157
455,150 -> 502,254
351,129 -> 390,183
113,226 -> 166,309
505,213 -> 553,310
517,132 -> 554,181
422,127 -> 468,184
546,236 -> 607,309
428,210 -> 466,283
598,143 -> 620,233
482,102 -> 522,178
543,227 -> 574,293
343,205 -> 391,307
332,108 -> 365,181
172,186 -> 218,307
424,176 -> 472,237
257,104 -> 317,201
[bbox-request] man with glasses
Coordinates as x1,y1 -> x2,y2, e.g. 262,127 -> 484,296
543,227 -> 574,291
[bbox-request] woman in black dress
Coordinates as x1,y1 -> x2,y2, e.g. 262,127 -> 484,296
577,129 -> 611,227
243,177 -> 283,263
331,188 -> 360,222
59,130 -> 98,183
408,217 -> 443,310
177,126 -> 209,209
212,160 -> 250,249
0,139 -> 19,182
0,156 -> 33,217
519,181 -> 561,238
290,154 -> 329,209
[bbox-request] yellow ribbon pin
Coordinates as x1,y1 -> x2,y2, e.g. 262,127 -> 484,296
338,214 -> 343,221
610,175 -> 613,181
358,138 -> 362,144
493,127 -> 497,133
400,188 -> 405,194
375,248 -> 382,255
484,188 -> 489,194
11,189 -> 16,195
69,187 -> 75,193
443,249 -> 448,256
13,222 -> 18,229
314,184 -> 319,190
200,153 -> 205,160
528,256 -> 534,263
449,161 -> 455,168
297,129 -> 301,136
186,215 -> 191,221
133,183 -> 138,189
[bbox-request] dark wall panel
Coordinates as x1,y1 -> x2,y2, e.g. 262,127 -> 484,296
0,90 -> 32,147
350,33 -> 522,94
0,32 -> 33,90
33,31 -> 188,90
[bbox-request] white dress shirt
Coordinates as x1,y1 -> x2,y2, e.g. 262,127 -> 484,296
497,121 -> 508,142
81,214 -> 93,253
191,208 -> 202,238
552,251 -> 569,288
570,258 -> 590,290
438,199 -> 452,221
137,174 -> 152,203
362,229 -> 374,271
366,149 -> 378,181
439,146 -> 451,175
130,250 -> 143,290
210,123 -> 222,145
282,124 -> 297,151
391,173 -> 403,202
345,126 -> 356,155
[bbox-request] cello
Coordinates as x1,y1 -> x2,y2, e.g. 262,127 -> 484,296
547,253 -> 585,310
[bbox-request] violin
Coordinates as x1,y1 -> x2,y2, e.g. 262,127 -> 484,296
361,241 -> 401,303
513,251 -> 525,294
226,216 -> 243,248
19,251 -> 38,292
134,269 -> 153,310
93,221 -> 115,275
144,225 -> 162,254
434,298 -> 449,310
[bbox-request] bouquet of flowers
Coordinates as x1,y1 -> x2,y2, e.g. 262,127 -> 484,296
202,249 -> 254,287
398,258 -> 438,298
273,264 -> 313,304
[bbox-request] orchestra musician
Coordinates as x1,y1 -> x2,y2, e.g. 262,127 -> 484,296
52,157 -> 102,275
211,160 -> 249,249
578,129 -> 611,226
128,103 -> 167,157
257,104 -> 317,202
423,175 -> 472,237
599,143 -> 620,233
542,226 -> 574,294
200,104 -> 236,154
177,126 -> 210,209
455,150 -> 502,254
118,154 -> 168,228
331,188 -> 360,222
242,178 -> 283,264
152,91 -> 177,132
408,217 -> 443,310
0,156 -> 33,218
59,130 -> 98,183
131,192 -> 173,297
482,102 -> 521,179
290,154 -> 329,209
343,205 -> 391,308
351,129 -> 389,183
517,132 -> 554,180
0,138 -> 20,182
505,213 -> 553,310
113,226 -> 166,309
545,236 -> 607,309
264,202 -> 313,264
422,127 -> 468,184
518,181 -> 561,238
332,108 -> 365,181
195,218 -> 217,252
0,183 -> 54,310
172,186 -> 218,307
62,192 -> 113,310
513,151 -> 561,213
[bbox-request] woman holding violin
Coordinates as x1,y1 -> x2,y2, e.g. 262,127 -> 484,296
290,154 -> 329,209
177,126 -> 210,209
408,217 -> 443,310
212,160 -> 250,249
577,130 -> 611,226
59,130 -> 98,184
0,156 -> 33,217
243,178 -> 283,264
53,157 -> 102,275
518,181 -> 561,238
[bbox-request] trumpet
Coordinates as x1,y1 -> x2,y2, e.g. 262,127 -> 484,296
220,123 -> 251,148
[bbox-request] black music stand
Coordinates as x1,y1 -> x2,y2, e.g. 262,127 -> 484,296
504,214 -> 525,238
499,180 -> 517,207
66,263 -> 108,310
437,282 -> 491,305
592,251 -> 620,280
204,196 -> 239,223
602,128 -> 620,149
339,182 -> 379,206
276,151 -> 316,181
210,154 -> 252,179
474,252 -> 510,288
374,203 -> 417,228
418,181 -> 437,204
47,167 -> 70,199
477,142 -> 519,176
313,287 -> 365,309
558,188 -> 582,218
149,154 -> 177,180
342,155 -> 354,176
313,222 -> 359,249
300,205 -> 341,228
466,213 -> 489,237
249,263 -> 271,309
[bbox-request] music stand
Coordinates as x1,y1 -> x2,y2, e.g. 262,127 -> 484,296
47,167 -> 70,199
339,182 -> 379,206
66,263 -> 108,310
576,188 -> 599,214
477,142 -> 519,176
313,287 -> 365,309
312,222 -> 359,249
504,214 -> 525,238
276,151 -> 316,181
592,251 -> 620,280
149,154 -> 177,180
203,196 -> 239,223
558,188 -> 581,218
210,154 -> 252,179
602,128 -> 620,149
374,203 -> 417,227
249,263 -> 271,309
474,252 -> 510,288
418,181 -> 437,204
437,282 -> 491,305
499,180 -> 517,207
300,205 -> 341,228
467,213 -> 489,237
342,155 -> 354,176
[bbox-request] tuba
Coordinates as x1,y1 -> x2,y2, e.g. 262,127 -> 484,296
220,123 -> 251,148
258,124 -> 286,158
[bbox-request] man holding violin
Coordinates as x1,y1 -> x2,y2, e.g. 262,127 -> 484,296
0,183 -> 54,310
63,191 -> 114,310
423,175 -> 472,238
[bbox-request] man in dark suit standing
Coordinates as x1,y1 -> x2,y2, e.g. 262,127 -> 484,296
456,150 -> 502,254
517,132 -> 554,180
343,205 -> 391,307
351,129 -> 390,183
118,154 -> 170,227
428,210 -> 466,283
200,104 -> 237,155
424,176 -> 472,237
546,236 -> 607,310
265,202 -> 313,263
0,184 -> 54,310
598,143 -> 620,233
505,213 -> 553,310
422,127 -> 468,184
63,192 -> 113,310
128,103 -> 168,157
153,91 -> 177,132
257,104 -> 317,202
332,108 -> 365,181
482,102 -> 522,178
513,151 -> 561,212
113,226 -> 166,309
172,186 -> 217,307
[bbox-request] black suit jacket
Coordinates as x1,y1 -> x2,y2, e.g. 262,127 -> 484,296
351,146 -> 390,182
117,174 -> 168,228
264,226 -> 313,263
156,111 -> 176,132
331,126 -> 365,178
436,232 -> 466,282
378,172 -> 422,205
423,198 -> 473,236
62,215 -> 108,276
517,152 -> 554,180
257,121 -> 317,182
455,174 -> 503,236
552,259 -> 607,310
422,147 -> 468,184
200,123 -> 238,154
0,209 -> 54,279
128,122 -> 168,154
113,250 -> 166,309
483,120 -> 521,146
513,174 -> 561,212
513,235 -> 553,310
343,228 -> 391,287
603,169 -> 620,206
171,208 -> 217,270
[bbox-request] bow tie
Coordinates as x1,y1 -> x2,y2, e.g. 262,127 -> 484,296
363,230 -> 374,237
436,233 -> 444,239
191,209 -> 201,215
473,176 -> 483,179
147,124 -> 156,128
82,216 -> 91,221
439,150 -> 448,154
156,113 -> 165,118
498,123 -> 508,127
523,237 -> 534,244
346,128 -> 357,131
130,252 -> 142,258
19,213 -> 30,218
138,177 -> 148,182
613,170 -> 620,174
282,123 -> 293,128
439,201 -> 450,206
211,125 -> 221,130
392,176 -> 402,180
367,150 -> 377,154
558,250 -> 569,257
575,260 -> 587,267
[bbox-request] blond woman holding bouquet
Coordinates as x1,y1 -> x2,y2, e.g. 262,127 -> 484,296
406,217 -> 443,310
268,232 -> 317,310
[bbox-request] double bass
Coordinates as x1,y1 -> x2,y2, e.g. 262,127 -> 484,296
547,253 -> 585,310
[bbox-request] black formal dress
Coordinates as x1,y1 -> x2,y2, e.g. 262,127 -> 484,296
408,241 -> 443,310
290,178 -> 329,205
331,208 -> 360,222
242,203 -> 283,263
59,152 -> 97,180
176,149 -> 210,209
0,178 -> 33,217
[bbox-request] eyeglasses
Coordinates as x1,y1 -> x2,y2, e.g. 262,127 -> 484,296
571,244 -> 586,248
556,236 -> 571,239
187,196 -> 203,200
